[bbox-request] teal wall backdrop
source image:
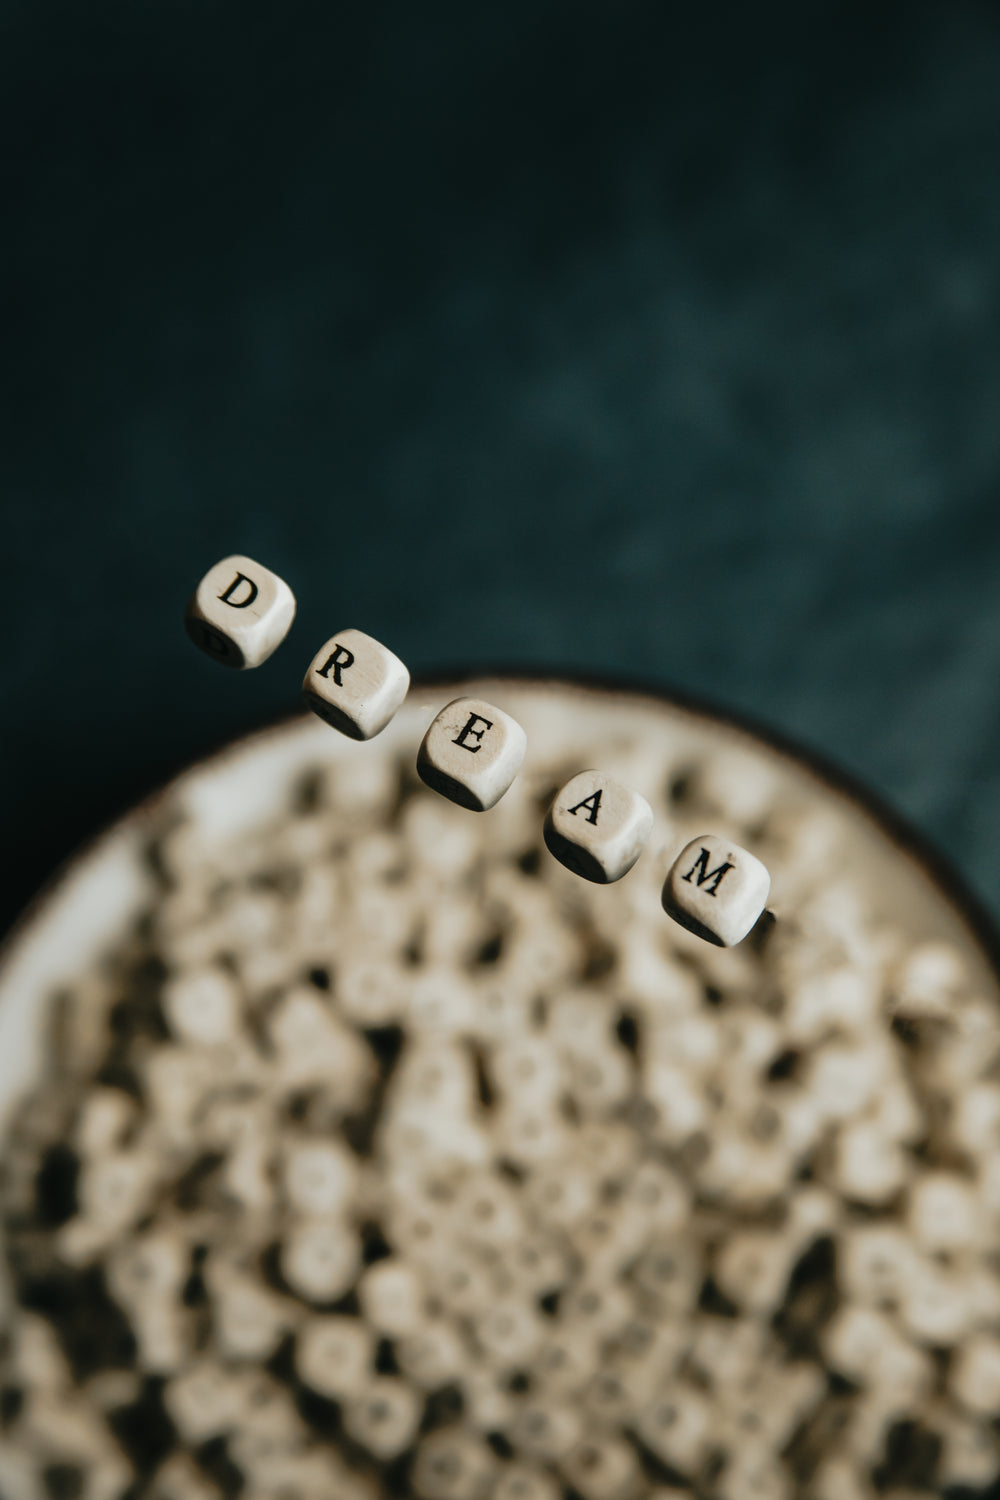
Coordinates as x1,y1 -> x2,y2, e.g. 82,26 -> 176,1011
3,0 -> 1000,931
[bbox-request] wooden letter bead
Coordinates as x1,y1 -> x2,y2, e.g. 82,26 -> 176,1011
185,554 -> 295,669
416,696 -> 527,811
302,628 -> 410,740
543,770 -> 653,884
661,833 -> 770,947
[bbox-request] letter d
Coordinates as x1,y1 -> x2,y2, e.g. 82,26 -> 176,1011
218,572 -> 259,608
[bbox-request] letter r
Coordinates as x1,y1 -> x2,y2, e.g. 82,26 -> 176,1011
315,643 -> 356,687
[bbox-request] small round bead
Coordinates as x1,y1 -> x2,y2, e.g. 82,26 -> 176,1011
282,1139 -> 359,1217
560,1434 -> 642,1500
341,1376 -> 422,1460
161,966 -> 240,1045
280,1219 -> 359,1303
950,1332 -> 1000,1415
295,1315 -> 374,1399
411,1428 -> 497,1500
357,1258 -> 426,1338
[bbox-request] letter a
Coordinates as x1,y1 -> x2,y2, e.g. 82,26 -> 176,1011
682,846 -> 734,896
218,572 -> 259,609
567,789 -> 603,825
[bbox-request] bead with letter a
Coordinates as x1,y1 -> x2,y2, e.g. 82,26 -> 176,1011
544,769 -> 652,884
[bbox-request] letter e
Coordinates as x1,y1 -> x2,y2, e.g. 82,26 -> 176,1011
453,712 -> 494,753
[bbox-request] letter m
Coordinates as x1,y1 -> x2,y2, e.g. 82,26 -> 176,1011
681,847 -> 733,896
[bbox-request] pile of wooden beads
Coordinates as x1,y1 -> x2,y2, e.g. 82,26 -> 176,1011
185,554 -> 771,947
3,676 -> 1000,1500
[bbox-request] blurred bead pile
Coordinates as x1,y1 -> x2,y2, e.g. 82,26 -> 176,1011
2,724 -> 1000,1500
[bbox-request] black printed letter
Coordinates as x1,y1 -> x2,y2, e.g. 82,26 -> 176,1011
567,789 -> 603,825
681,847 -> 734,896
218,572 -> 259,609
453,712 -> 493,753
200,624 -> 229,656
315,643 -> 355,687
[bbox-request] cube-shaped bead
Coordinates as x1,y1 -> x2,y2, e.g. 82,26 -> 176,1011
543,770 -> 653,884
417,696 -> 526,812
661,833 -> 770,947
185,555 -> 295,669
303,629 -> 410,740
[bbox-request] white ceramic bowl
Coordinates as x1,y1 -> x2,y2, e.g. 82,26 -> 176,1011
1,675 -> 997,1498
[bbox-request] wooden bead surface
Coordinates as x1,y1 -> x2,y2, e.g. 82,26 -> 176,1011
342,1377 -> 422,1460
184,554 -> 295,669
302,628 -> 410,740
544,769 -> 653,884
417,696 -> 526,811
295,1315 -> 373,1399
661,833 -> 771,946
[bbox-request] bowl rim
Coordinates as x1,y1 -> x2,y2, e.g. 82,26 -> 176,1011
2,665 -> 998,984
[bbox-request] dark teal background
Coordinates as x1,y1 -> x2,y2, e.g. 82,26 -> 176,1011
3,0 -> 1000,933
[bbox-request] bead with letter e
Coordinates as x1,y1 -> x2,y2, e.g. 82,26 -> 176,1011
303,629 -> 410,740
417,697 -> 527,811
544,770 -> 653,884
185,555 -> 296,669
662,833 -> 770,946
